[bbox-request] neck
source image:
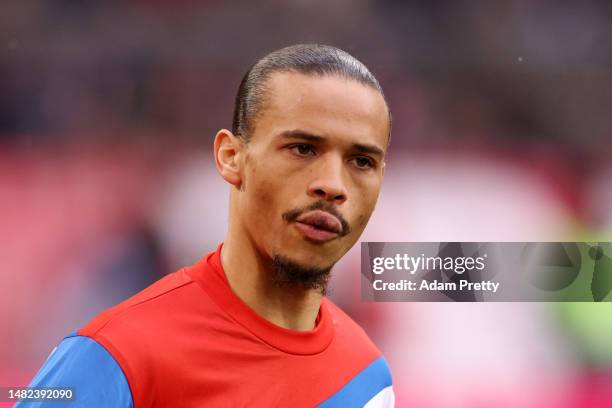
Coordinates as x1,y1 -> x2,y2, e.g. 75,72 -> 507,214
220,223 -> 323,331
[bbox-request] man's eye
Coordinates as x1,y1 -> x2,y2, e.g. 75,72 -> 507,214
289,144 -> 316,156
352,156 -> 375,169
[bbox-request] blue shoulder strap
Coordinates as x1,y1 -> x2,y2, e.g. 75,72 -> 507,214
15,333 -> 133,407
317,355 -> 394,407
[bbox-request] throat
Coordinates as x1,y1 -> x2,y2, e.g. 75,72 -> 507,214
220,237 -> 325,331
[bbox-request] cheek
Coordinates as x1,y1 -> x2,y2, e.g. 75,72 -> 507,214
244,164 -> 286,219
357,213 -> 367,228
248,172 -> 273,209
352,188 -> 380,229
353,211 -> 370,233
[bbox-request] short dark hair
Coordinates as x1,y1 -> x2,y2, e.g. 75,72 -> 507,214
232,44 -> 390,140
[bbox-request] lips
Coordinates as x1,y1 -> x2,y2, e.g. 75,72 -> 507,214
294,210 -> 342,243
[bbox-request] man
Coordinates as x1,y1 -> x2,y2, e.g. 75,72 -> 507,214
20,44 -> 394,407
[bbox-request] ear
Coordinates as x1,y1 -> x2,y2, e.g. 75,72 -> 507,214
214,129 -> 244,189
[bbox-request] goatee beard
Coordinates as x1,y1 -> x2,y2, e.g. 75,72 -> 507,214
271,255 -> 333,295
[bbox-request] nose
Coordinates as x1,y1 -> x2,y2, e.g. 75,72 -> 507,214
307,156 -> 347,205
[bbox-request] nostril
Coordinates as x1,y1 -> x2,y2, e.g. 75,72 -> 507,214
310,186 -> 346,203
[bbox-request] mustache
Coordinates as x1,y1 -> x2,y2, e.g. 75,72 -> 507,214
282,201 -> 351,236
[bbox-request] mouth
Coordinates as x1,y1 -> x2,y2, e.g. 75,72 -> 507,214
294,210 -> 342,243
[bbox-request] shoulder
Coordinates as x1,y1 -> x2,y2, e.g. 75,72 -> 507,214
75,267 -> 212,379
78,267 -> 197,339
19,334 -> 133,407
323,297 -> 381,355
322,297 -> 393,381
318,299 -> 395,407
72,266 -> 212,406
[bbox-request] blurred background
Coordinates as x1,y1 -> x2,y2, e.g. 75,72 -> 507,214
1,1 -> 611,407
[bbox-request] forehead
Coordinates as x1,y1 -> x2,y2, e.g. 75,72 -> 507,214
252,72 -> 389,148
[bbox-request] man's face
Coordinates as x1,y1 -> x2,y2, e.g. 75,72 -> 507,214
236,72 -> 389,271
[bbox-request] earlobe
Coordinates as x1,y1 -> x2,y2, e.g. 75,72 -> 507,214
214,129 -> 244,189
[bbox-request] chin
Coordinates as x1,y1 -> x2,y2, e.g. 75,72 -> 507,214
288,245 -> 344,269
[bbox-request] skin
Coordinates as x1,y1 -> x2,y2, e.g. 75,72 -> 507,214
214,71 -> 389,331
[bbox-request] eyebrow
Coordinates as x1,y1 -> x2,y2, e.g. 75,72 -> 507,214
278,129 -> 385,158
